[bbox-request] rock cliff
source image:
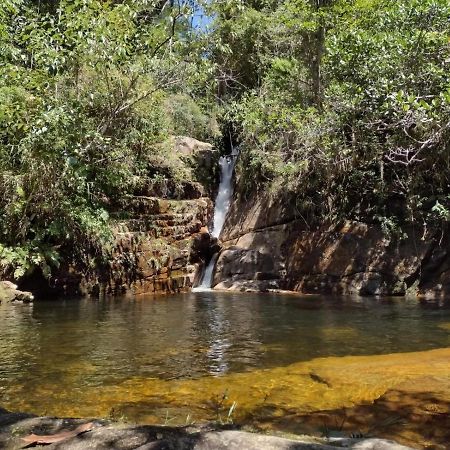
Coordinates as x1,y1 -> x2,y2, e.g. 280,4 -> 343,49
83,196 -> 213,297
16,137 -> 216,299
214,190 -> 450,299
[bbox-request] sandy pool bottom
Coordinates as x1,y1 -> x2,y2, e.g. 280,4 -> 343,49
6,347 -> 450,449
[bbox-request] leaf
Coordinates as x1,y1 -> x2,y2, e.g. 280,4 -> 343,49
21,422 -> 95,447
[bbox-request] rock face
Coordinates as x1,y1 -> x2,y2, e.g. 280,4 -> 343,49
14,137 -> 217,299
104,197 -> 213,296
48,197 -> 213,298
214,191 -> 450,298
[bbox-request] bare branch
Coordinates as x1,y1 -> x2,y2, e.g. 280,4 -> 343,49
385,120 -> 450,166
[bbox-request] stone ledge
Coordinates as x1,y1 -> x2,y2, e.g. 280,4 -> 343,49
0,409 -> 414,450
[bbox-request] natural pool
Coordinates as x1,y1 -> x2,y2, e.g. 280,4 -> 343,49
1,292 -> 449,447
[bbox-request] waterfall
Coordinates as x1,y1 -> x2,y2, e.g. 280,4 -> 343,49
194,149 -> 239,290
210,152 -> 238,238
196,253 -> 219,290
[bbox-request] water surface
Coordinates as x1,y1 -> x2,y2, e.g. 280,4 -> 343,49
0,292 -> 449,426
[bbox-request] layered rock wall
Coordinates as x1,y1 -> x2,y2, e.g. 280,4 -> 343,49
96,197 -> 213,296
16,137 -> 216,299
48,198 -> 213,298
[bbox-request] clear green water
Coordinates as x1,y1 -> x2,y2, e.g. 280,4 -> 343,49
0,292 -> 449,419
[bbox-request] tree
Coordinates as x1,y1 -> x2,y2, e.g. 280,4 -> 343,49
0,0 -> 216,279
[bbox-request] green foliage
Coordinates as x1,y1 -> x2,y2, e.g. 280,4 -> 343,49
165,93 -> 219,141
2,0 -> 450,280
211,0 -> 450,231
0,0 -> 217,280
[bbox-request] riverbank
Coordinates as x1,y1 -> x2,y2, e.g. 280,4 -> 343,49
0,407 -> 415,450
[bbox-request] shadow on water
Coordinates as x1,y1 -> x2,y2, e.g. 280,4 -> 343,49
248,387 -> 450,449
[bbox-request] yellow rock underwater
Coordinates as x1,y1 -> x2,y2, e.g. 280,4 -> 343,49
6,347 -> 450,449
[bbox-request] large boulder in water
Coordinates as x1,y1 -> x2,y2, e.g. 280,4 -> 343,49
213,247 -> 283,291
0,281 -> 34,303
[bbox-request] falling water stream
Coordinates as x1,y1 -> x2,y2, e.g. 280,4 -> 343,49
194,148 -> 239,290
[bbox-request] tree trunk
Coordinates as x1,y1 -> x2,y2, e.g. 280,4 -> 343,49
310,0 -> 330,109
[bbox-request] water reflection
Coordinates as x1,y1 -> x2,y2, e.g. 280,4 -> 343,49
0,293 -> 449,407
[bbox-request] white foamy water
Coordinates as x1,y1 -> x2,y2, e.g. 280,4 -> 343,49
211,153 -> 238,238
194,149 -> 238,290
194,253 -> 219,291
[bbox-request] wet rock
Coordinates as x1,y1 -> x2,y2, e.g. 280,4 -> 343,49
191,228 -> 213,264
0,281 -> 34,303
214,279 -> 281,292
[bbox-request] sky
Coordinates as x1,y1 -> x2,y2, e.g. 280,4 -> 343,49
190,1 -> 213,30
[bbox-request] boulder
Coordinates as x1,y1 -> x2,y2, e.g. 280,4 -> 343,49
0,281 -> 34,303
174,136 -> 214,156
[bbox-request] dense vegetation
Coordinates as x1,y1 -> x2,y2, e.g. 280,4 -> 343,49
1,0 -> 449,280
214,0 -> 450,234
0,0 -> 216,279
